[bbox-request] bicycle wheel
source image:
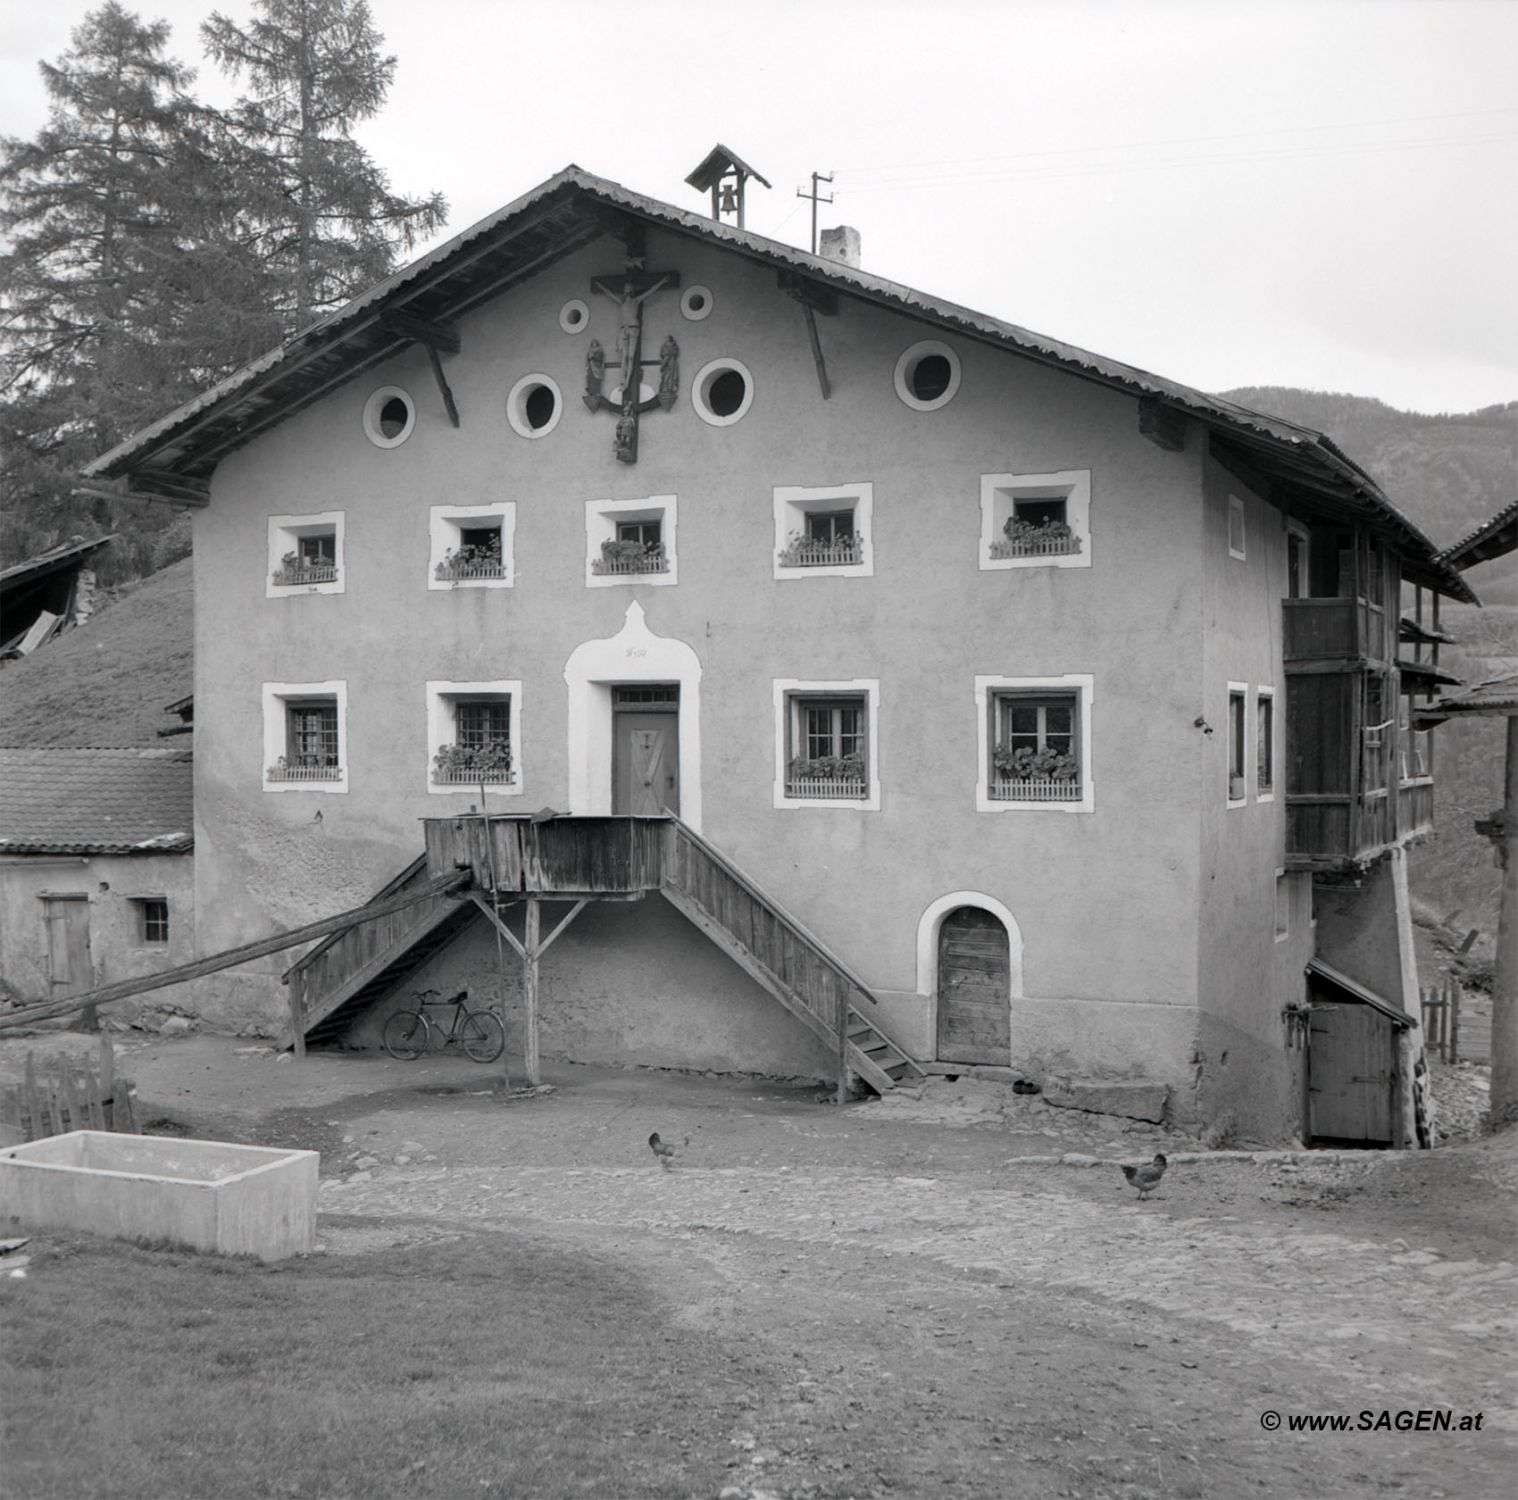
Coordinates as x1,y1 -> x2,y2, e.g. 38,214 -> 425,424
459,1009 -> 505,1064
383,1010 -> 431,1061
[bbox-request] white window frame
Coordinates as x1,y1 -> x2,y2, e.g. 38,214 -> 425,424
363,385 -> 415,449
979,471 -> 1092,571
1226,682 -> 1248,807
1274,869 -> 1290,942
691,357 -> 754,427
1228,495 -> 1247,560
773,678 -> 881,811
428,502 -> 516,590
975,674 -> 1095,814
773,483 -> 873,580
262,680 -> 348,794
426,680 -> 523,797
1255,687 -> 1276,802
584,495 -> 678,588
506,372 -> 564,439
894,339 -> 962,412
128,895 -> 170,946
267,512 -> 344,598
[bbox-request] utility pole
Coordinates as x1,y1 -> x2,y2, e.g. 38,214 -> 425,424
796,170 -> 834,255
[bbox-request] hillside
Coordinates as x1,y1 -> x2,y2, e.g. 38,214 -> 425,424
1221,389 -> 1517,605
0,558 -> 193,746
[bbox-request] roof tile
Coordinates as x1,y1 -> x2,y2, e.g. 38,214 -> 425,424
0,748 -> 193,853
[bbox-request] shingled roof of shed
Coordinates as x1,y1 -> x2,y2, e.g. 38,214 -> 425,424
0,748 -> 193,854
82,165 -> 1474,603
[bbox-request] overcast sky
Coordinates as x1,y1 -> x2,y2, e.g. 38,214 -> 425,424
3,0 -> 1515,414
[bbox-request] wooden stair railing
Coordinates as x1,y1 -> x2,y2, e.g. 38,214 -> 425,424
661,818 -> 923,1096
280,858 -> 472,1052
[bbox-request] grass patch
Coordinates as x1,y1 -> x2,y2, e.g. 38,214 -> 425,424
1,1226 -> 752,1500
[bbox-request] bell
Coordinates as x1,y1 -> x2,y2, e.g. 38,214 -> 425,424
719,182 -> 739,215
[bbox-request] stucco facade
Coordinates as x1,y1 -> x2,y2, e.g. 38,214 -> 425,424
85,169 -> 1466,1143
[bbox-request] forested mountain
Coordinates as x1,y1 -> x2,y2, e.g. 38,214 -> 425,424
1222,387 -> 1517,605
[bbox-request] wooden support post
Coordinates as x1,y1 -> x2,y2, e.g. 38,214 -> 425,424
802,304 -> 831,400
524,897 -> 541,1087
1449,982 -> 1461,1066
837,997 -> 849,1107
289,971 -> 307,1059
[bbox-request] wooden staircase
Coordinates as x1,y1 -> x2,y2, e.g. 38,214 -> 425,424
661,819 -> 924,1095
281,817 -> 925,1094
279,858 -> 474,1051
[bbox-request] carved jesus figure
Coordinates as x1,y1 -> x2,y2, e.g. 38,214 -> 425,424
593,273 -> 671,393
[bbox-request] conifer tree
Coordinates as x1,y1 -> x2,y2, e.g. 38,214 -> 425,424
202,0 -> 447,325
0,2 -> 202,559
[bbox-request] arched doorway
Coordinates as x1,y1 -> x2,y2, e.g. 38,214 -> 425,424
936,906 -> 1011,1065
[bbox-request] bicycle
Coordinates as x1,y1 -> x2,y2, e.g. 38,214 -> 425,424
382,988 -> 505,1063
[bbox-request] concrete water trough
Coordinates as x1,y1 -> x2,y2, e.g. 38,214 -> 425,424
0,1131 -> 319,1261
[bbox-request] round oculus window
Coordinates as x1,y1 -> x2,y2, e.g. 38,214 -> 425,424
894,340 -> 962,411
680,285 -> 714,321
506,373 -> 563,438
692,358 -> 753,427
363,385 -> 416,447
559,299 -> 589,334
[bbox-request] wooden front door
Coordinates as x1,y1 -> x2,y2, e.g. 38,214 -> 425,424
42,895 -> 94,999
614,709 -> 679,815
936,906 -> 1011,1064
1308,1000 -> 1395,1145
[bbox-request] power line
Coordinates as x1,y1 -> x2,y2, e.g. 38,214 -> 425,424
835,106 -> 1518,179
838,131 -> 1518,195
796,170 -> 834,255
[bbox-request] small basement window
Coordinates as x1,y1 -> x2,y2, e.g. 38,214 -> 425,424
363,386 -> 415,448
429,503 -> 515,589
268,512 -> 344,597
894,340 -> 961,411
506,374 -> 563,438
132,898 -> 169,945
692,358 -> 753,426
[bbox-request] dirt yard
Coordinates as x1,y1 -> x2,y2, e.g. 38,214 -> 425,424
3,1033 -> 1515,1500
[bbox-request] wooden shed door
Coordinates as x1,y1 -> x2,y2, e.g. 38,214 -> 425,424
1309,1002 -> 1395,1145
42,895 -> 94,999
936,907 -> 1011,1065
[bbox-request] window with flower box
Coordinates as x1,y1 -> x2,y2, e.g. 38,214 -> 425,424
979,472 -> 1090,571
426,681 -> 522,796
585,496 -> 677,587
975,675 -> 1093,813
774,680 -> 880,809
267,512 -> 344,596
773,483 -> 872,579
263,682 -> 347,791
429,503 -> 515,589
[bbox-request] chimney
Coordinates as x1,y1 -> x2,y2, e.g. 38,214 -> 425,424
818,226 -> 861,269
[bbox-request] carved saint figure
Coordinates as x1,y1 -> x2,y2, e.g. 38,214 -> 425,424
584,339 -> 605,412
657,336 -> 679,411
614,412 -> 637,464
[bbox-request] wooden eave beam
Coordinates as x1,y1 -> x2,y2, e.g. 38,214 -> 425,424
1138,395 -> 1187,452
778,272 -> 839,315
74,481 -> 207,511
379,309 -> 460,354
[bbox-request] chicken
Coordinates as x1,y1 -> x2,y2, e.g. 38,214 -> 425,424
648,1131 -> 678,1170
1121,1152 -> 1168,1200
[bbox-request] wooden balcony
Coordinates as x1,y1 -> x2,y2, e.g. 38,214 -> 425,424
423,814 -> 667,896
1283,598 -> 1392,666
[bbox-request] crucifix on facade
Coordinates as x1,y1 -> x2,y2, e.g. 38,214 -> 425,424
584,254 -> 681,463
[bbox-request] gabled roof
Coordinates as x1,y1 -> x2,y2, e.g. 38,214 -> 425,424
0,748 -> 193,855
1437,500 -> 1518,571
82,165 -> 1473,602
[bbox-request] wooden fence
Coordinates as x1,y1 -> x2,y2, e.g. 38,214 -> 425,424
1420,982 -> 1462,1064
0,1035 -> 138,1144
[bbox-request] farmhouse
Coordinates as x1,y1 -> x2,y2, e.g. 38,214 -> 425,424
80,158 -> 1472,1143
